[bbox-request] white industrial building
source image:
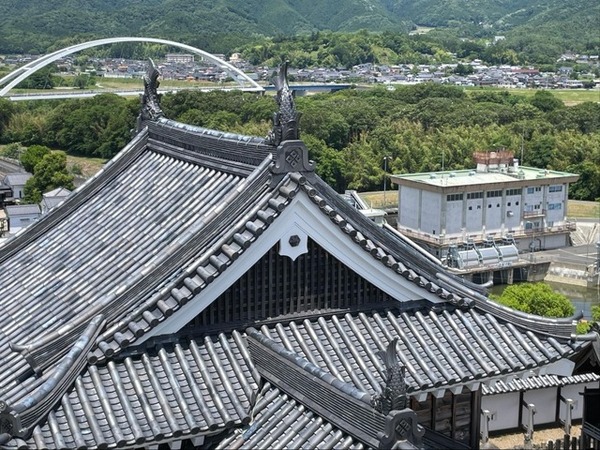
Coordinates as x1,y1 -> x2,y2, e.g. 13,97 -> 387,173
391,151 -> 579,264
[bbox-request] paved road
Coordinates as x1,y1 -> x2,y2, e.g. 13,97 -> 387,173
539,243 -> 599,266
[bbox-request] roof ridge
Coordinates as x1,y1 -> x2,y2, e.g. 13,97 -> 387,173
246,327 -> 426,449
0,315 -> 105,444
88,162 -> 302,362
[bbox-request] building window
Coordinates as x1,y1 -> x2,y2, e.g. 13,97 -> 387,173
548,203 -> 562,210
447,194 -> 464,201
488,204 -> 492,208
468,206 -> 473,211
467,192 -> 483,199
486,190 -> 502,198
549,185 -> 563,192
506,188 -> 522,196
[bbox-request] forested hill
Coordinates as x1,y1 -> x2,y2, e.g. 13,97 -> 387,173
0,0 -> 597,55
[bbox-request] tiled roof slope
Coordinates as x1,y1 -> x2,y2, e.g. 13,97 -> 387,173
216,383 -> 367,450
252,308 -> 587,396
10,331 -> 258,449
0,70 -> 597,449
0,122 -> 276,404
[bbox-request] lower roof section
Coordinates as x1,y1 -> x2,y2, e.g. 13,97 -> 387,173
5,331 -> 257,450
252,306 -> 588,398
216,383 -> 367,450
0,303 -> 589,449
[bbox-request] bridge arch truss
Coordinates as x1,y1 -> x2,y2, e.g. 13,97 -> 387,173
0,37 -> 264,97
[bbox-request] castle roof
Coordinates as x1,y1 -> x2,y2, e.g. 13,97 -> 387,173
0,63 -> 596,450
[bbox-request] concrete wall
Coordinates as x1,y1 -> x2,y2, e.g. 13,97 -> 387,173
421,191 -> 441,235
484,195 -> 503,232
445,197 -> 463,234
465,198 -> 483,232
399,186 -> 420,229
504,193 -> 522,230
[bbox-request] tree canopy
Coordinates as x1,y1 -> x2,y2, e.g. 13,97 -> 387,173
490,283 -> 575,318
2,86 -> 599,201
22,148 -> 74,204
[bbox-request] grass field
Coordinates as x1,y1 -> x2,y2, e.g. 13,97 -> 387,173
466,87 -> 600,105
358,191 -> 397,209
66,155 -> 107,177
567,200 -> 600,219
8,75 -> 245,95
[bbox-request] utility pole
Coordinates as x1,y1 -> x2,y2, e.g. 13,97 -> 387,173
383,155 -> 391,206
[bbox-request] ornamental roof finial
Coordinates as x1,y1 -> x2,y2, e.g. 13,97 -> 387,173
266,61 -> 300,146
137,59 -> 163,130
371,338 -> 408,415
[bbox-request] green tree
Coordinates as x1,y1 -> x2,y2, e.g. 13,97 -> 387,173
0,143 -> 23,159
0,98 -> 16,138
592,305 -> 600,322
529,91 -> 564,113
72,74 -> 94,89
490,283 -> 575,318
20,144 -> 51,173
453,63 -> 474,75
16,65 -> 57,90
23,151 -> 74,203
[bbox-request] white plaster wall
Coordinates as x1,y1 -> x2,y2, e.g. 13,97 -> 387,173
523,388 -> 557,425
560,382 -> 600,421
8,214 -> 38,229
482,392 -> 520,431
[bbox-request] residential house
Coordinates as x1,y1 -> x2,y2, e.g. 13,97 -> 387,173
40,187 -> 72,214
4,203 -> 40,231
3,172 -> 32,202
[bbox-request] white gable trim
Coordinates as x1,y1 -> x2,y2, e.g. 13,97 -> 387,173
142,192 -> 442,340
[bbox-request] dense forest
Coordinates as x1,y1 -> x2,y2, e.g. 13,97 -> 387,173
0,0 -> 598,63
1,84 -> 598,202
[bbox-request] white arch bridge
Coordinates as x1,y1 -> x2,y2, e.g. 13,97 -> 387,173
0,37 -> 264,99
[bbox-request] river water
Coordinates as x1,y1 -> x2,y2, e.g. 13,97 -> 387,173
488,280 -> 600,319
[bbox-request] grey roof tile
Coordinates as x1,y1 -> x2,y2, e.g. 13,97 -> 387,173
14,331 -> 258,449
0,106 -> 596,450
253,308 -> 585,396
482,372 -> 600,395
216,384 -> 366,450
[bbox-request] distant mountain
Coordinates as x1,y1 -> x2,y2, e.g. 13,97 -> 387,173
0,0 -> 596,54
